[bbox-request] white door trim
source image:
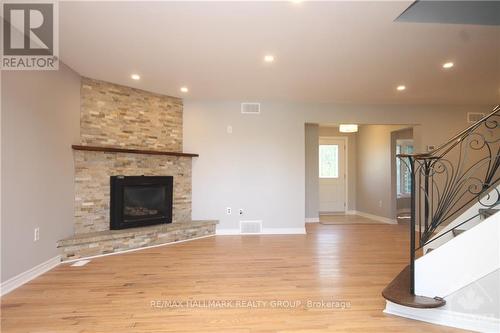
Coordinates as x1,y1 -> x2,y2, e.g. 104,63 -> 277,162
318,136 -> 348,213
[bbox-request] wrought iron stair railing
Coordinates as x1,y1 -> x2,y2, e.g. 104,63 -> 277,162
397,105 -> 500,299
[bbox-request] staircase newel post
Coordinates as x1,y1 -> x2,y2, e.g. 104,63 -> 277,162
409,156 -> 416,295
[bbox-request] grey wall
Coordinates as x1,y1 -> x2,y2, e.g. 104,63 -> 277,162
356,125 -> 409,219
305,124 -> 319,219
1,64 -> 81,282
184,101 -> 305,232
184,101 -> 492,231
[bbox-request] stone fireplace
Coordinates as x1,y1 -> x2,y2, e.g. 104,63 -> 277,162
57,78 -> 217,261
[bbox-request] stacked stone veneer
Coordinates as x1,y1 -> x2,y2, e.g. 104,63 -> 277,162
74,151 -> 192,234
80,77 -> 182,151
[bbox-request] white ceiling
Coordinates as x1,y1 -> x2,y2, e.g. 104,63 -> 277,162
59,1 -> 500,104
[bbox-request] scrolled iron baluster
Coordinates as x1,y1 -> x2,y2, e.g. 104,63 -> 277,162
397,105 -> 500,296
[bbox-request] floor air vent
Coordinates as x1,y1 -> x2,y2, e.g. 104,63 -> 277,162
240,220 -> 262,234
241,103 -> 261,114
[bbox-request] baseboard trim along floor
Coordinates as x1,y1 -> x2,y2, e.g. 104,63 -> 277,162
1,235 -> 219,296
216,227 -> 307,235
384,300 -> 500,332
1,255 -> 62,296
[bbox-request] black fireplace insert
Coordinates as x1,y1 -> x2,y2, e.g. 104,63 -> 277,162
110,176 -> 173,230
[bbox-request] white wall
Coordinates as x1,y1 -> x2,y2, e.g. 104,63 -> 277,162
415,212 -> 500,298
1,64 -> 81,282
184,101 -> 493,232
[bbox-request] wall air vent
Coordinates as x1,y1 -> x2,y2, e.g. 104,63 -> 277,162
241,103 -> 261,115
467,112 -> 486,123
239,220 -> 262,234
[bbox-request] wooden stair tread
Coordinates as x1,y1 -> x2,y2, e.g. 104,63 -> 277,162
382,265 -> 446,308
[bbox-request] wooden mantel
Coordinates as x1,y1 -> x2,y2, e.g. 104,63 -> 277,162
72,145 -> 199,157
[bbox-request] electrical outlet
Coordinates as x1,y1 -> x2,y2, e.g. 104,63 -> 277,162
34,227 -> 40,242
378,200 -> 383,208
227,125 -> 233,134
226,207 -> 232,215
239,208 -> 244,215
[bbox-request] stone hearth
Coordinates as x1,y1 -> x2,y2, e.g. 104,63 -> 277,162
58,220 -> 217,261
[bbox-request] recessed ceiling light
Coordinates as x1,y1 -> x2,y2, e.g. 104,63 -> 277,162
131,74 -> 140,80
264,55 -> 275,63
397,85 -> 406,91
442,62 -> 454,69
180,86 -> 189,93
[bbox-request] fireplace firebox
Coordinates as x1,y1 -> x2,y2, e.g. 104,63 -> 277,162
110,176 -> 173,230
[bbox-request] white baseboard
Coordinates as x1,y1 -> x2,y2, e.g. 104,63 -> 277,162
0,255 -> 61,296
216,227 -> 307,235
385,301 -> 500,333
351,210 -> 398,224
305,217 -> 319,223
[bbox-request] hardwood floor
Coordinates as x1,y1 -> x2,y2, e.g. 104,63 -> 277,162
1,223 -> 466,332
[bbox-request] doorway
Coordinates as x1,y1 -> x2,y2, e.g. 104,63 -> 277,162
319,137 -> 347,213
390,127 -> 414,221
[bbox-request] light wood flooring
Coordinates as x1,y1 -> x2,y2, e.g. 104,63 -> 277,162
1,222 -> 466,332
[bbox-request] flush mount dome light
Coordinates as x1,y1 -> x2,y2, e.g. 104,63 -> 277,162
131,74 -> 140,80
339,124 -> 358,133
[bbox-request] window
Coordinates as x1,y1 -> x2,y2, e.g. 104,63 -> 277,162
396,142 -> 414,195
319,145 -> 339,178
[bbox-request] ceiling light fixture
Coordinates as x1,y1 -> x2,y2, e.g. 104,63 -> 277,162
339,124 -> 358,133
397,85 -> 406,91
264,55 -> 275,63
131,74 -> 140,80
442,62 -> 454,69
180,86 -> 189,93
